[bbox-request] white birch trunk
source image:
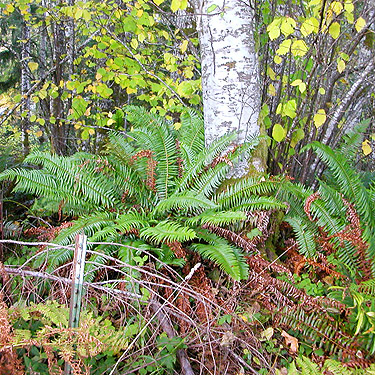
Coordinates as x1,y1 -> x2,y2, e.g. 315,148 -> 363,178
194,0 -> 262,177
20,18 -> 31,156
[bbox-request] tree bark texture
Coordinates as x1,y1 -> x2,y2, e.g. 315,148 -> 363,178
194,0 -> 261,177
20,18 -> 31,156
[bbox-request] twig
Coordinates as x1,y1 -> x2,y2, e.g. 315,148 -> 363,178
150,300 -> 195,375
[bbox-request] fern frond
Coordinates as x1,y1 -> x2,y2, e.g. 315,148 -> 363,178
191,232 -> 248,280
279,307 -> 354,355
153,192 -> 217,216
323,359 -> 355,375
285,217 -> 316,258
187,210 -> 247,226
230,196 -> 287,211
175,132 -> 238,193
131,126 -> 178,199
25,152 -> 118,209
295,356 -> 322,375
216,176 -> 284,210
178,109 -> 204,160
304,142 -> 372,224
140,221 -> 196,244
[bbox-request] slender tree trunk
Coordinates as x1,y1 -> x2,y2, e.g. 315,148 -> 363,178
51,21 -> 66,155
194,0 -> 264,178
20,18 -> 31,156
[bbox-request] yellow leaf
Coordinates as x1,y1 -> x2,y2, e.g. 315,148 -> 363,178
280,17 -> 296,36
267,66 -> 276,81
298,82 -> 306,93
345,11 -> 354,24
174,122 -> 182,130
291,39 -> 308,57
138,32 -> 146,43
337,59 -> 345,73
136,9 -> 143,17
261,327 -> 274,340
314,109 -> 326,128
319,87 -> 326,95
281,330 -> 299,353
268,83 -> 276,96
6,4 -> 15,13
267,18 -> 282,40
180,40 -> 189,53
126,87 -> 137,94
130,38 -> 139,49
362,140 -> 372,156
88,128 -> 95,135
28,62 -> 39,72
274,55 -> 282,64
355,17 -> 366,33
276,39 -> 292,55
291,79 -> 302,86
300,17 -> 319,36
329,22 -> 340,39
331,1 -> 343,15
171,0 -> 181,12
344,0 -> 354,13
35,130 -> 43,137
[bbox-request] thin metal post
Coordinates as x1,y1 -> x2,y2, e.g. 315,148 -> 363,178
64,233 -> 87,375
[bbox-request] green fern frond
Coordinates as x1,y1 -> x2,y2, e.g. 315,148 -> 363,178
358,278 -> 375,296
153,191 -> 217,216
304,142 -> 372,224
190,163 -> 230,197
296,356 -> 322,375
230,196 -> 287,211
175,132 -> 238,193
25,152 -> 118,209
323,359 -> 355,375
140,221 -> 196,244
216,176 -> 283,210
106,132 -> 136,164
337,120 -> 369,162
131,126 -> 178,199
187,210 -> 247,226
178,108 -> 204,160
285,217 -> 316,258
125,105 -> 168,129
191,232 -> 248,280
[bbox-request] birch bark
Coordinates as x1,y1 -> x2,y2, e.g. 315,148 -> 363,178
20,18 -> 31,156
194,0 -> 263,177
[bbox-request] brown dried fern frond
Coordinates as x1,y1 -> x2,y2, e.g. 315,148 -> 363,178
202,224 -> 258,254
0,293 -> 24,375
166,241 -> 187,261
131,149 -> 157,191
304,192 -> 321,221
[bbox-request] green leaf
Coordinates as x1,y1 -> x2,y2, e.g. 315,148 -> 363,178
207,4 -> 217,13
272,123 -> 286,142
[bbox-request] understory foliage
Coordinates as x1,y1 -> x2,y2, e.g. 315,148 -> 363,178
1,112 -> 375,372
0,106 -> 286,281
